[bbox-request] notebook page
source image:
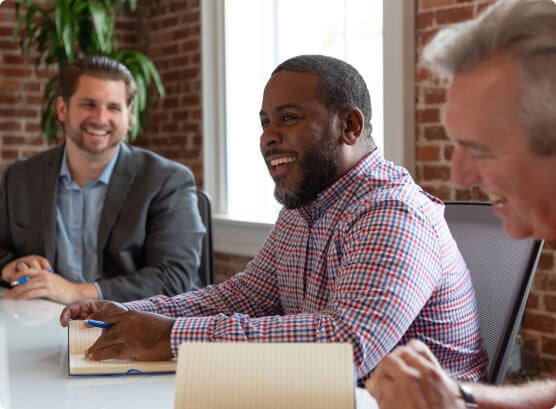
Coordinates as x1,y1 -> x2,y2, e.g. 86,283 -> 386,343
68,320 -> 176,375
174,342 -> 355,409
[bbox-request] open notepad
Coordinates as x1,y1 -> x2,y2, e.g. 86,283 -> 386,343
174,342 -> 356,409
68,320 -> 176,375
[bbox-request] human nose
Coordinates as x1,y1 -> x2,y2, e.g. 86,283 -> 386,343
450,146 -> 480,189
260,124 -> 281,151
91,106 -> 110,123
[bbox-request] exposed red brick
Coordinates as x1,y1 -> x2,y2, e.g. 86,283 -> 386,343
424,88 -> 446,104
417,108 -> 441,123
541,337 -> 556,355
416,145 -> 441,161
421,0 -> 457,10
435,6 -> 474,24
527,292 -> 540,310
422,165 -> 451,181
523,312 -> 556,333
538,250 -> 554,270
423,125 -> 447,141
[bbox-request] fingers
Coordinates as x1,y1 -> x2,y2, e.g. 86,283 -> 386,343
2,255 -> 52,283
85,311 -> 174,362
60,301 -> 101,326
60,301 -> 125,327
368,351 -> 429,409
6,266 -> 58,300
369,341 -> 462,409
15,255 -> 52,272
405,339 -> 442,368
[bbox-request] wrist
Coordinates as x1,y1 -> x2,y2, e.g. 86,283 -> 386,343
456,380 -> 478,409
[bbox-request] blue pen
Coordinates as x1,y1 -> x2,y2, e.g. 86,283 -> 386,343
85,319 -> 112,329
10,268 -> 53,287
11,276 -> 30,286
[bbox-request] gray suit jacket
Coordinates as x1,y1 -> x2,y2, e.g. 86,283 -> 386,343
0,143 -> 205,301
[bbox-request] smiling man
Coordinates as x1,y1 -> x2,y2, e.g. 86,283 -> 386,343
60,55 -> 486,385
366,1 -> 556,408
0,55 -> 205,304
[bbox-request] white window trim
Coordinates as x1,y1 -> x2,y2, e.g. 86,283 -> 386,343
201,0 -> 415,257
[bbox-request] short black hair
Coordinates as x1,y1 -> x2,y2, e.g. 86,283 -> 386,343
273,54 -> 373,142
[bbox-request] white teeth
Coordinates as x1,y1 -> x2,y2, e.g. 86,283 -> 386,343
488,194 -> 505,204
270,157 -> 295,167
85,128 -> 108,136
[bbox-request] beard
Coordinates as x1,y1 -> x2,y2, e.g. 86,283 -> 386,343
274,134 -> 339,209
65,120 -> 123,156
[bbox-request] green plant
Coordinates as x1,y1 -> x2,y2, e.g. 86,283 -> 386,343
13,0 -> 164,142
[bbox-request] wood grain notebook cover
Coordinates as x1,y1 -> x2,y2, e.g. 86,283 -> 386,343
68,320 -> 176,375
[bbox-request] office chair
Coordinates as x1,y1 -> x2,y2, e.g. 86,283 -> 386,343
444,201 -> 543,384
196,190 -> 215,287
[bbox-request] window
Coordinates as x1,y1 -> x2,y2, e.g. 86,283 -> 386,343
202,0 -> 414,256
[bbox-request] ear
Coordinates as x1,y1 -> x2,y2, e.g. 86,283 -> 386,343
55,96 -> 67,123
127,103 -> 134,129
339,107 -> 364,146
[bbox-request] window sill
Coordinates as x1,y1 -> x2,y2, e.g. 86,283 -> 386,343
213,214 -> 273,257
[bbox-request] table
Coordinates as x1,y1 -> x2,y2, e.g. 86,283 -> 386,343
0,289 -> 378,409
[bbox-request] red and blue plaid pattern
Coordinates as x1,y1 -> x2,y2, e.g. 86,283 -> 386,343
126,149 -> 487,383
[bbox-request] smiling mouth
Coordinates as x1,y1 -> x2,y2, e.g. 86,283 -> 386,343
83,126 -> 110,137
270,156 -> 295,168
488,193 -> 506,207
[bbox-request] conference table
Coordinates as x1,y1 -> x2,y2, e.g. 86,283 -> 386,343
0,288 -> 378,409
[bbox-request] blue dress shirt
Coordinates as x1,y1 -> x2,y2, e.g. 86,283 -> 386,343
55,146 -> 120,298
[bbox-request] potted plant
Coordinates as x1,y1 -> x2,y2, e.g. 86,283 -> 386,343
13,0 -> 164,142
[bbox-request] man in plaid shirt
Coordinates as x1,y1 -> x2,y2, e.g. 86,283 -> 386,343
61,55 -> 487,383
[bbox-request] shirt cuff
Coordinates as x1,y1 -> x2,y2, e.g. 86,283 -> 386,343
94,282 -> 104,299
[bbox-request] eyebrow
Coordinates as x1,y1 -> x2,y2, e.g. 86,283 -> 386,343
259,104 -> 303,117
455,139 -> 491,151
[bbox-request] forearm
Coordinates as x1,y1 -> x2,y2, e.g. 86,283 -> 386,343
469,380 -> 556,409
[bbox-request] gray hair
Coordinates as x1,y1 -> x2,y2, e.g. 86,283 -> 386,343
422,0 -> 556,155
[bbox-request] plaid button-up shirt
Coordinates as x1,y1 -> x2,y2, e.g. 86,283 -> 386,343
126,149 -> 487,382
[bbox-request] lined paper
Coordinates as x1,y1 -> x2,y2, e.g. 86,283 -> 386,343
174,342 -> 355,409
68,320 -> 176,375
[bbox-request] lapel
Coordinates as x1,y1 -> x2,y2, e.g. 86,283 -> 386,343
97,144 -> 136,262
42,145 -> 65,261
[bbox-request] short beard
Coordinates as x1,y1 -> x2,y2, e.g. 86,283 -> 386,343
66,125 -> 122,156
274,135 -> 339,209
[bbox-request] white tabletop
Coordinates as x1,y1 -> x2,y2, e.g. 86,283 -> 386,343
0,288 -> 377,409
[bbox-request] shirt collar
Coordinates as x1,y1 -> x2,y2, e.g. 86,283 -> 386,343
296,148 -> 380,224
59,144 -> 121,186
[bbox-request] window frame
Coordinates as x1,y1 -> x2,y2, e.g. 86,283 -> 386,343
201,0 -> 415,257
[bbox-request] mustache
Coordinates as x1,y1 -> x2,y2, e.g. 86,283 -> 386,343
263,148 -> 295,160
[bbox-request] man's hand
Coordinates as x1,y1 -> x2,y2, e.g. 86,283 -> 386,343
366,339 -> 464,409
61,302 -> 174,361
4,259 -> 99,304
60,300 -> 127,326
84,311 -> 175,361
1,255 -> 51,283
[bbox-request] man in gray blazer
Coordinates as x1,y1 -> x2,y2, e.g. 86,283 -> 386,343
0,56 -> 204,304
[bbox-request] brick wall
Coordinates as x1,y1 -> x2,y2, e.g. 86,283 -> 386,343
2,0 -> 556,375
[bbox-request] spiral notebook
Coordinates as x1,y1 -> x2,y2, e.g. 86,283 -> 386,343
68,320 -> 176,375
